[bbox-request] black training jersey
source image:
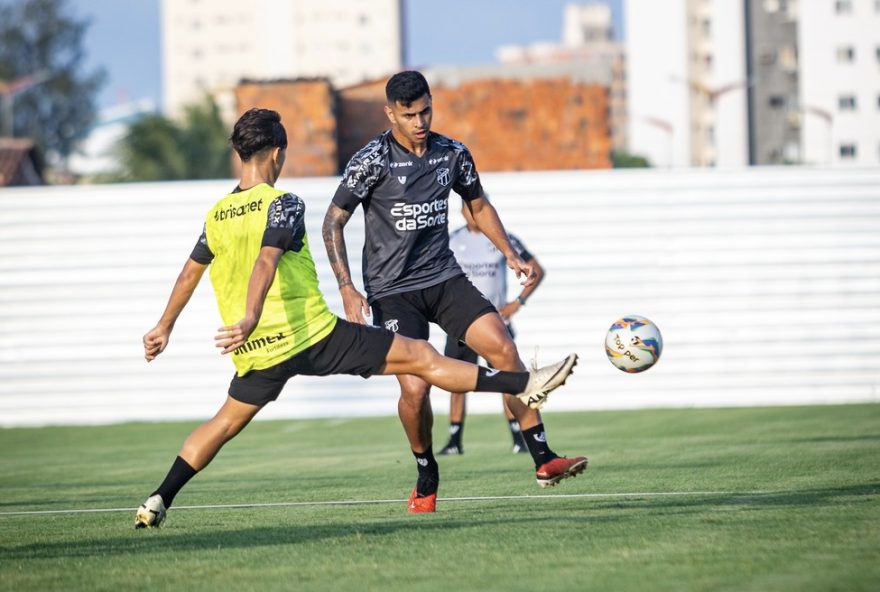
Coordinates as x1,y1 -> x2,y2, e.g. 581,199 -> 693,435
332,130 -> 484,302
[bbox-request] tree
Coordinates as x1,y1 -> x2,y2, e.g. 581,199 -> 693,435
115,95 -> 231,182
611,150 -> 652,168
0,0 -> 105,160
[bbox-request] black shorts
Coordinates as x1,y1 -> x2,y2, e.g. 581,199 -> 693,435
443,324 -> 516,364
228,318 -> 395,407
372,275 -> 496,342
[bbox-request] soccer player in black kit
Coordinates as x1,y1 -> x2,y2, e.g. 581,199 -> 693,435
323,71 -> 586,512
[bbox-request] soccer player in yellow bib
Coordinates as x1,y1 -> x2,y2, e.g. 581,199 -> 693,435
135,108 -> 578,527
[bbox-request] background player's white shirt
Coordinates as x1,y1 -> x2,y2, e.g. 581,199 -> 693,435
448,226 -> 531,310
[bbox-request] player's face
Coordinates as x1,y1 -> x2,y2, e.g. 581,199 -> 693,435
385,94 -> 432,149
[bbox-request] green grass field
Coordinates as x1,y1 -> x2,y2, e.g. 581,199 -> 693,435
1,404 -> 878,591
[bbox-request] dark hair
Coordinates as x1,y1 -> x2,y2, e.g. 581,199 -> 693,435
385,71 -> 431,106
230,108 -> 288,161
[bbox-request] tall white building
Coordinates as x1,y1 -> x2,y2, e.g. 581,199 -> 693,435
628,0 -> 880,168
799,0 -> 880,166
626,0 -> 748,168
161,0 -> 403,118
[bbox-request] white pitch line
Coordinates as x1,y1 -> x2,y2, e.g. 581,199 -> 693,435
0,490 -> 773,517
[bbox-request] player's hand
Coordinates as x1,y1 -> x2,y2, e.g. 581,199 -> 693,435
143,325 -> 171,362
340,284 -> 371,324
508,256 -> 537,287
498,301 -> 521,321
215,317 -> 257,355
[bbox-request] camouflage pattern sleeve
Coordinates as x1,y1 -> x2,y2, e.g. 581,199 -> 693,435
452,143 -> 483,201
262,193 -> 306,253
332,134 -> 388,211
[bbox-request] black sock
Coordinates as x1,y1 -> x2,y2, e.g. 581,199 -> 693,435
508,420 -> 524,446
413,447 -> 439,497
475,366 -> 529,394
151,456 -> 198,508
448,422 -> 463,447
522,424 -> 558,468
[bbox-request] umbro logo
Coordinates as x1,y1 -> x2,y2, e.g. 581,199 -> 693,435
384,319 -> 399,332
416,458 -> 429,467
532,431 -> 547,443
398,176 -> 406,184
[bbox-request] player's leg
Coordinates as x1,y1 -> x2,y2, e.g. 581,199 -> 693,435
380,332 -> 566,512
501,396 -> 529,454
438,336 -> 476,455
135,366 -> 285,528
457,299 -> 588,487
371,293 -> 442,513
177,395 -> 263,470
395,373 -> 439,511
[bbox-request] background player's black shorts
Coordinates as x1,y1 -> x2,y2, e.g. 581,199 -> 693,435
228,318 -> 395,407
371,275 -> 496,343
443,324 -> 516,364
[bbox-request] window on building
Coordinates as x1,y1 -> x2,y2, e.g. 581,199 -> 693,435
838,95 -> 857,110
702,18 -> 711,37
779,46 -> 798,71
839,144 -> 857,158
760,50 -> 777,65
836,46 -> 855,62
769,95 -> 787,109
835,0 -> 853,13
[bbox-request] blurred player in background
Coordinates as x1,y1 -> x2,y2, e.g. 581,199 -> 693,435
134,108 -> 578,528
323,70 -> 587,513
439,199 -> 545,456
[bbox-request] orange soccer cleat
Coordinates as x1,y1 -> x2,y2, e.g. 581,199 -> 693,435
535,456 -> 589,488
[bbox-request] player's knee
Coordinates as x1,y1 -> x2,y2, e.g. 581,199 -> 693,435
487,339 -> 520,370
405,338 -> 438,367
400,377 -> 431,401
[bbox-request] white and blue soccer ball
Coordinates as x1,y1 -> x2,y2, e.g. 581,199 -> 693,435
605,315 -> 663,373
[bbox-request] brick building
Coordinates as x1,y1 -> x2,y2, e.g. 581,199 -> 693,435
429,78 -> 611,171
235,72 -> 612,176
235,79 -> 338,178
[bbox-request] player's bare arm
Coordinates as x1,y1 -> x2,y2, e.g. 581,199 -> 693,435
466,197 -> 536,286
322,203 -> 370,323
499,256 -> 545,320
143,258 -> 208,362
215,246 -> 283,355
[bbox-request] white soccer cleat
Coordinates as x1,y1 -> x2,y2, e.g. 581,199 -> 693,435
516,353 -> 578,410
135,494 -> 167,529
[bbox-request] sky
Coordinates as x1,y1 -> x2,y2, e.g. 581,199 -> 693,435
74,0 -> 624,112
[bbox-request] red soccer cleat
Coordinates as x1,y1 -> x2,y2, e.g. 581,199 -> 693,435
408,488 -> 437,513
535,456 -> 589,488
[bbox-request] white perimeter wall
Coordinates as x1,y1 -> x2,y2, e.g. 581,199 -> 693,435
1,167 -> 879,427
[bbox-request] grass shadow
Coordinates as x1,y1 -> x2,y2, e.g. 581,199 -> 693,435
0,513 -> 599,561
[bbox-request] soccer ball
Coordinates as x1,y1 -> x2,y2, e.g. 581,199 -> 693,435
605,315 -> 663,373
